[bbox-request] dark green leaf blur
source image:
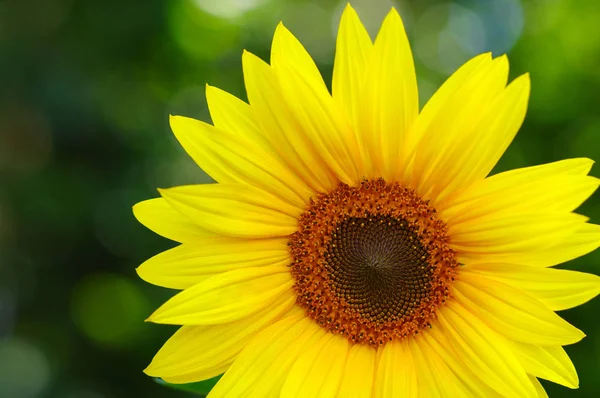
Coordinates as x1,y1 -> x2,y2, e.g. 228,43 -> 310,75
1,0 -> 599,397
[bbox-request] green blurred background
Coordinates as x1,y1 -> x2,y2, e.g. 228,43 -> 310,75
1,0 -> 600,396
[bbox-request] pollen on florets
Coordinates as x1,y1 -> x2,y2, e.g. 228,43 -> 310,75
288,179 -> 458,346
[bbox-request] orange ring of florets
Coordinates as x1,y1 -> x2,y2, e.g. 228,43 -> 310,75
288,179 -> 458,346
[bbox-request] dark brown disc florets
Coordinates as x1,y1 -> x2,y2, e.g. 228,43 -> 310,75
288,179 -> 457,346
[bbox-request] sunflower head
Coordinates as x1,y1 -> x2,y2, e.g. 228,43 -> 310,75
289,179 -> 458,346
134,4 -> 600,397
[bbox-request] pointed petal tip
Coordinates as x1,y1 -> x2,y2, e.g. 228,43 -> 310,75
376,6 -> 409,47
471,51 -> 492,62
272,21 -> 296,49
144,297 -> 174,324
132,199 -> 160,223
135,265 -> 151,284
241,49 -> 256,64
340,3 -> 360,23
572,157 -> 596,172
241,49 -> 264,67
515,72 -> 531,86
382,7 -> 402,26
493,53 -> 510,69
571,372 -> 581,389
168,114 -> 190,131
372,6 -> 400,30
508,72 -> 531,97
157,186 -> 173,195
387,6 -> 400,17
131,201 -> 143,215
568,327 -> 586,345
342,2 -> 354,13
143,365 -> 164,379
145,307 -> 169,324
157,186 -> 183,203
273,21 -> 288,39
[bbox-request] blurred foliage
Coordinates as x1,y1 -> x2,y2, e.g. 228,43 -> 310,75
1,0 -> 600,397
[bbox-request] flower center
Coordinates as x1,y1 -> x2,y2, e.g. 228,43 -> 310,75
288,179 -> 457,346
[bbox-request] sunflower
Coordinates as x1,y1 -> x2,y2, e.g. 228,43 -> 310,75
134,5 -> 600,397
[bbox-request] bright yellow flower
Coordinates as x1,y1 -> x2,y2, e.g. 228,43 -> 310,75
134,5 -> 600,397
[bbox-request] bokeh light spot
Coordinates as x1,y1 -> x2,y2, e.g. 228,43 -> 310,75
414,0 -> 523,74
470,0 -> 523,55
169,0 -> 240,60
193,0 -> 266,20
70,273 -> 150,348
0,338 -> 51,398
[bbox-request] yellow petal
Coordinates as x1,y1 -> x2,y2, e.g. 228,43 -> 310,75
337,344 -> 376,398
137,237 -> 289,289
271,23 -> 362,185
374,340 -> 417,398
145,293 -> 295,383
437,303 -> 537,397
453,173 -> 597,225
205,84 -> 270,148
508,340 -> 578,389
465,263 -> 600,311
415,335 -> 494,396
410,337 -> 471,397
450,212 -> 588,263
359,8 -> 418,180
399,53 -> 491,183
431,73 -> 531,204
209,312 -> 323,397
440,158 -> 596,218
454,272 -> 585,346
512,223 -> 600,267
411,55 -> 509,199
147,265 -> 293,325
242,50 -> 336,193
424,327 -> 503,397
169,115 -> 312,207
160,184 -> 300,239
132,198 -> 211,242
280,333 -> 348,398
529,376 -> 549,398
270,22 -> 327,93
332,4 -> 373,135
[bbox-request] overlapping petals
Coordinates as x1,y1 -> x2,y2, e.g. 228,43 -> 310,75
147,265 -> 293,325
159,183 -> 302,239
137,236 -> 289,289
133,198 -> 211,243
136,4 -> 600,397
145,294 -> 295,383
